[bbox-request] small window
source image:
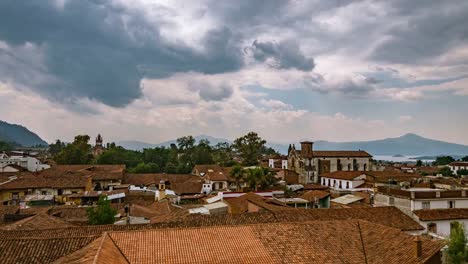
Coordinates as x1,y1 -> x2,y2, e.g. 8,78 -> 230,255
448,201 -> 455,208
389,197 -> 395,205
422,201 -> 430,210
428,223 -> 437,233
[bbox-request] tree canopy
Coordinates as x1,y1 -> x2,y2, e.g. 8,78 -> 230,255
54,135 -> 93,165
233,132 -> 267,166
447,221 -> 468,264
433,156 -> 455,166
86,196 -> 117,225
52,132 -> 279,174
438,166 -> 453,177
0,140 -> 13,152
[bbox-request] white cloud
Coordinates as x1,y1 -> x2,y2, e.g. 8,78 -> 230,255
398,115 -> 413,122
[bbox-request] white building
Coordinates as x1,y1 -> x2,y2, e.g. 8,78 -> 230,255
0,153 -> 50,172
449,162 -> 468,175
413,208 -> 468,238
320,171 -> 367,190
375,187 -> 468,216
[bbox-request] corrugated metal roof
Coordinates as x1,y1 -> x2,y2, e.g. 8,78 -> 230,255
331,194 -> 364,205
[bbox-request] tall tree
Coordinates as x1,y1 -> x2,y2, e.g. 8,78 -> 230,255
461,156 -> 468,162
438,166 -> 453,177
433,156 -> 455,166
447,221 -> 468,264
55,135 -> 93,165
416,160 -> 423,167
230,165 -> 245,191
49,139 -> 66,156
193,139 -> 214,165
86,196 -> 117,225
95,145 -> 142,168
177,136 -> 195,167
233,132 -> 267,166
0,140 -> 13,152
213,142 -> 235,166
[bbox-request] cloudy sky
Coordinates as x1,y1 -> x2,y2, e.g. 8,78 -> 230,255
1,0 -> 468,145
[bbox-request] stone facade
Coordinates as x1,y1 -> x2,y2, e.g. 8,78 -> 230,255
287,141 -> 372,184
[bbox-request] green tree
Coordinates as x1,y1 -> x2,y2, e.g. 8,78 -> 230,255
233,132 -> 267,166
461,156 -> 468,162
55,135 -> 93,165
0,140 -> 13,152
213,142 -> 233,166
416,160 -> 423,167
192,139 -> 214,165
95,145 -> 142,168
230,165 -> 245,191
447,221 -> 468,264
433,156 -> 455,166
130,162 -> 160,173
177,136 -> 196,167
438,166 -> 453,176
244,167 -> 276,191
86,196 -> 117,225
458,169 -> 468,176
49,139 -> 66,156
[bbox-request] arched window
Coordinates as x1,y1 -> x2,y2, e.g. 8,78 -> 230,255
337,159 -> 342,171
348,164 -> 351,171
363,164 -> 367,171
346,181 -> 349,189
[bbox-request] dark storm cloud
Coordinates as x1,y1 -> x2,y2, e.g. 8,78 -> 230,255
0,0 -> 243,107
369,0 -> 468,64
249,40 -> 315,71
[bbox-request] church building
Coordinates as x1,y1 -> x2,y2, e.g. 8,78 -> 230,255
287,141 -> 372,184
92,134 -> 104,157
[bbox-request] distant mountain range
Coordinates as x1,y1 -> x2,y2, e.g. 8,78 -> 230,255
119,133 -> 468,156
2,119 -> 468,156
312,133 -> 468,156
0,120 -> 48,147
117,135 -> 230,150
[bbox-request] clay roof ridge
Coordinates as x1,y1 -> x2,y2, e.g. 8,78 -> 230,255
357,221 -> 368,264
106,232 -> 131,264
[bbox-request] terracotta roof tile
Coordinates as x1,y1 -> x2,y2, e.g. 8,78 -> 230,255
224,193 -> 292,213
0,213 -> 76,231
0,174 -> 89,190
124,174 -> 203,194
301,190 -> 330,201
414,208 -> 468,221
66,220 -> 441,264
0,237 -> 97,264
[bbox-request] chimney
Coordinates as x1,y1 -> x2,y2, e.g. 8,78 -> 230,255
413,236 -> 422,258
300,141 -> 314,158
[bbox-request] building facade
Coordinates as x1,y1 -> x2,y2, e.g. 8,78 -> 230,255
449,162 -> 468,175
287,141 -> 372,184
0,153 -> 50,172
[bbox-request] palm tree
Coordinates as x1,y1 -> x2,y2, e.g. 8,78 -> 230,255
245,167 -> 266,191
230,165 -> 245,191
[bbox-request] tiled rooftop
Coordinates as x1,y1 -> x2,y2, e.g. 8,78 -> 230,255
301,190 -> 330,201
414,208 -> 468,221
0,213 -> 76,231
0,206 -> 425,263
60,220 -> 442,264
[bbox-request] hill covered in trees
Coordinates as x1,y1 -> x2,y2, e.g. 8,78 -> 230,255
0,120 -> 48,147
50,132 -> 278,174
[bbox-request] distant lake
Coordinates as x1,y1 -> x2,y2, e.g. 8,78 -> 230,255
373,155 -> 435,162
